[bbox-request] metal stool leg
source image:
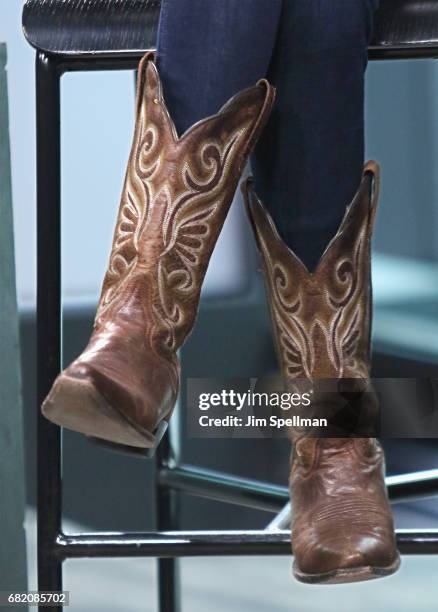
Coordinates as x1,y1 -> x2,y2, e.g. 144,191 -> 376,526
156,402 -> 181,612
156,435 -> 181,612
36,51 -> 63,607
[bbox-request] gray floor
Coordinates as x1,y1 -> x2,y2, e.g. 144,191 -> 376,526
25,508 -> 438,611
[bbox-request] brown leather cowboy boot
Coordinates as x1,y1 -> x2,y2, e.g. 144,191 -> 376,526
243,161 -> 400,584
42,53 -> 275,451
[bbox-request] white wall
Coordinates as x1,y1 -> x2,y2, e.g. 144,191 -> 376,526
1,1 -> 252,312
0,0 -> 36,308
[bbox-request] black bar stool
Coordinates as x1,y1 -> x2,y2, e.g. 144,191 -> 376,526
21,1 -> 438,611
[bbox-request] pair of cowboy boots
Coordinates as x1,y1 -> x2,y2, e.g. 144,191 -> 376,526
42,54 -> 399,584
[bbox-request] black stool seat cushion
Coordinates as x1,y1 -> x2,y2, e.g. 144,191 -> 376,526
22,0 -> 438,58
22,0 -> 162,54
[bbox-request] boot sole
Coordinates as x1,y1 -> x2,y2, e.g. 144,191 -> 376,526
88,420 -> 168,459
293,553 -> 401,584
42,374 -> 162,451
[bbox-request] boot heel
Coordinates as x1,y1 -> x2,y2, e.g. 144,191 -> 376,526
89,419 -> 168,459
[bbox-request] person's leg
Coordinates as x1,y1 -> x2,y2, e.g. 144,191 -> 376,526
156,0 -> 283,135
252,0 -> 379,271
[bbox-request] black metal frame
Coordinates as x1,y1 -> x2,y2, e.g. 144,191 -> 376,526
36,46 -> 438,612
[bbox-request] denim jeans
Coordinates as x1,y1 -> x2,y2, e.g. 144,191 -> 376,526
156,0 -> 379,270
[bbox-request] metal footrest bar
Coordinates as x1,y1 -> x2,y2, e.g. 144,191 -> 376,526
264,469 -> 438,531
159,464 -> 288,513
386,469 -> 438,502
160,465 -> 438,516
53,529 -> 438,559
266,503 -> 292,532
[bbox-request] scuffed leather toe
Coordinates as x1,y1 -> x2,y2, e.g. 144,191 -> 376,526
290,439 -> 400,584
294,529 -> 398,578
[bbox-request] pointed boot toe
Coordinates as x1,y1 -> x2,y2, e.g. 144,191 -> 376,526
42,336 -> 178,450
42,370 -> 153,449
293,530 -> 400,584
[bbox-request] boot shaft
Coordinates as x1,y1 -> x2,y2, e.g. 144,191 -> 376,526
96,53 -> 275,352
243,162 -> 379,381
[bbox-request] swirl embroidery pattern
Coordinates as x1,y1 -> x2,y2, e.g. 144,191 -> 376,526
256,202 -> 371,381
95,61 -> 254,360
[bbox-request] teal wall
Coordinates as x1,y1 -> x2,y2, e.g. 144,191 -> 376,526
367,60 -> 438,261
0,42 -> 28,596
